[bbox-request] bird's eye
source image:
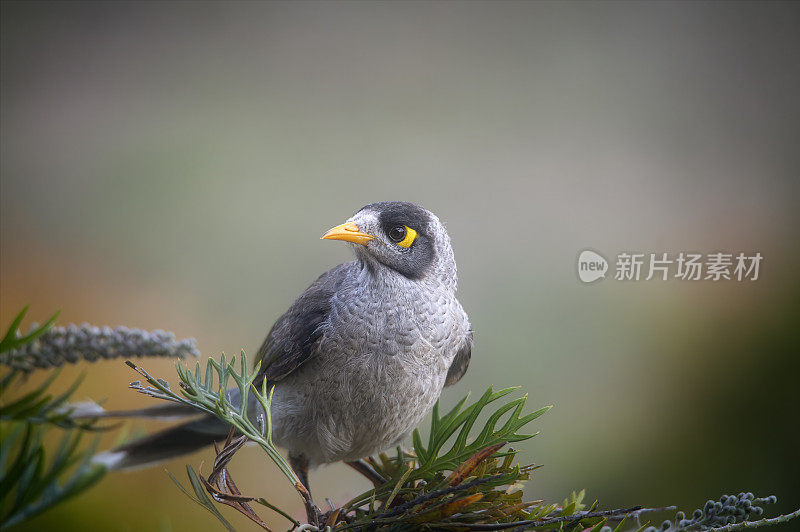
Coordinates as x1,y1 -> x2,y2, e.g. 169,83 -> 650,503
388,225 -> 406,242
389,225 -> 417,248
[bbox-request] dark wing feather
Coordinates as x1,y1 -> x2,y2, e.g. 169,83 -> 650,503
255,263 -> 351,383
444,330 -> 473,387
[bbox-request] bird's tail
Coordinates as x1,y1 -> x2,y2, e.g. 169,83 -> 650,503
85,403 -> 230,471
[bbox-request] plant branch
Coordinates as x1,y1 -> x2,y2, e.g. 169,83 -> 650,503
463,505 -> 644,531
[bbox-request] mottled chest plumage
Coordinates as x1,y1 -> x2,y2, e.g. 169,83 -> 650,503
326,264 -> 466,360
270,262 -> 470,465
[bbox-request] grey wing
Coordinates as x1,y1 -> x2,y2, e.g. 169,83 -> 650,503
444,330 -> 473,387
255,263 -> 351,383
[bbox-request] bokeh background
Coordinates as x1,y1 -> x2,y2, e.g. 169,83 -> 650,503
2,1 -> 799,530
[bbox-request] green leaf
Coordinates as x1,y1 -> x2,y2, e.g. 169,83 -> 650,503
588,517 -> 608,532
611,514 -> 628,532
0,307 -> 60,354
181,465 -> 238,532
0,306 -> 29,352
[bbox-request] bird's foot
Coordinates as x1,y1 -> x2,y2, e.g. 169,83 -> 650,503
303,498 -> 322,527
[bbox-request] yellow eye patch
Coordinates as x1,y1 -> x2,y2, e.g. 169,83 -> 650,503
396,226 -> 417,248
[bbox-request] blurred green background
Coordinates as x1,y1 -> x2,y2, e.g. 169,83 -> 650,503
2,1 -> 798,530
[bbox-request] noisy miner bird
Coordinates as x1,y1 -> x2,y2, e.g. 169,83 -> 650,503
94,201 -> 472,521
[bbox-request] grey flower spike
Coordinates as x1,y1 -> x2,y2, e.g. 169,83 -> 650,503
0,324 -> 200,372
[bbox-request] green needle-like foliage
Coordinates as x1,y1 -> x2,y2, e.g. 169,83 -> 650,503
416,387 -> 549,474
1,371 -> 100,430
338,387 -> 551,524
0,424 -> 105,529
1,307 -> 107,530
127,352 -> 300,488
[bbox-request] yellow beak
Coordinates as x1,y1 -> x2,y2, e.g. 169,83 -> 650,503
320,222 -> 375,245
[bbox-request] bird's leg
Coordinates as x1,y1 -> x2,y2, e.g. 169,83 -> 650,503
345,459 -> 386,488
290,453 -> 320,526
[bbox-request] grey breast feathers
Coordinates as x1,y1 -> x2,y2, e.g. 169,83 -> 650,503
255,260 -> 472,388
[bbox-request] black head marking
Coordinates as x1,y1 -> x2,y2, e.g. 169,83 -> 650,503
357,201 -> 437,280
